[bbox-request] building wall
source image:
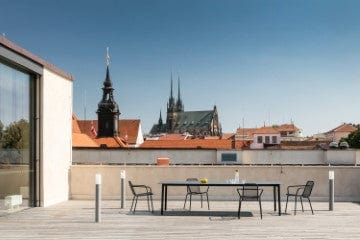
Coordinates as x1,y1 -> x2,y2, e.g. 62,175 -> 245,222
73,148 -> 360,165
70,165 -> 360,201
242,150 -> 326,165
41,69 -> 72,207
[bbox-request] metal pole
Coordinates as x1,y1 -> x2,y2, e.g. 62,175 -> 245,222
95,174 -> 101,222
120,170 -> 126,209
329,171 -> 334,211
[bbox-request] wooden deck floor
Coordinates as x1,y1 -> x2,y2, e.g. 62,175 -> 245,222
0,200 -> 359,239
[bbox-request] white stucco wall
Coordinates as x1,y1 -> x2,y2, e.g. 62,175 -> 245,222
41,69 -> 72,207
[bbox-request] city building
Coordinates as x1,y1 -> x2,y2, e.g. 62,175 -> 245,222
0,36 -> 73,208
72,50 -> 143,148
150,75 -> 222,137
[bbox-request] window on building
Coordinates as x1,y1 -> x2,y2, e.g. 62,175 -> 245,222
221,153 -> 237,162
272,136 -> 277,143
257,136 -> 262,143
265,136 -> 270,144
0,60 -> 35,208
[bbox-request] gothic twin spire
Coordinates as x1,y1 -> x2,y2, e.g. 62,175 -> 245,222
168,73 -> 184,113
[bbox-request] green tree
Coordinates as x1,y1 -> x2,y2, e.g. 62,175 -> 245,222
344,128 -> 360,149
1,119 -> 29,149
0,120 -> 3,142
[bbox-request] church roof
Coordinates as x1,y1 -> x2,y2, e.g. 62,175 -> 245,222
174,110 -> 214,130
150,123 -> 167,134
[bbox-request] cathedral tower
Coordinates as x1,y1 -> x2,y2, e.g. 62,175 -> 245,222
96,47 -> 120,137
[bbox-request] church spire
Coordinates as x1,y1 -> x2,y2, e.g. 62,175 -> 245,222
167,73 -> 175,112
176,76 -> 184,112
97,47 -> 120,137
158,110 -> 163,126
170,72 -> 174,99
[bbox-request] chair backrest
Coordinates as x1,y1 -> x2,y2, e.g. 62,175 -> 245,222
239,184 -> 260,198
128,181 -> 137,196
302,181 -> 314,198
186,178 -> 200,193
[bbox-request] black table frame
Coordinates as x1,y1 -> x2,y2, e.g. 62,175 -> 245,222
160,180 -> 281,216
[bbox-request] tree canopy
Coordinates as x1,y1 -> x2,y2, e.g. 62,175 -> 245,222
0,119 -> 29,149
344,128 -> 360,149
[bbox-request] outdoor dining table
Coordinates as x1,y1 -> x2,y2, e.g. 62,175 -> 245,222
159,180 -> 282,216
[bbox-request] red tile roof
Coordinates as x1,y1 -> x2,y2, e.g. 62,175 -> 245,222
204,136 -> 221,140
221,133 -> 235,139
330,123 -> 357,133
276,124 -> 299,132
72,133 -> 98,147
236,128 -> 258,136
94,137 -> 127,148
76,119 -> 140,145
72,115 -> 82,134
118,119 -> 141,144
158,134 -> 188,140
140,139 -> 246,149
253,126 -> 280,134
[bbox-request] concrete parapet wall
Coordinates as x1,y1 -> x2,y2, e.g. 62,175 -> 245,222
73,149 -> 216,165
70,165 -> 360,202
73,148 -> 360,165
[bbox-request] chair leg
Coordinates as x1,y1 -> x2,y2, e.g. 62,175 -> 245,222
201,195 -> 203,208
300,196 -> 304,212
134,196 -> 138,212
206,193 -> 210,210
259,198 -> 263,219
285,195 -> 289,213
183,194 -> 188,209
189,195 -> 192,211
294,196 -> 297,215
147,195 -> 151,212
130,196 -> 136,212
238,199 -> 242,219
308,197 -> 314,215
150,195 -> 154,213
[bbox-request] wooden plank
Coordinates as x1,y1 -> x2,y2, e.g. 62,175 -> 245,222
0,200 -> 360,239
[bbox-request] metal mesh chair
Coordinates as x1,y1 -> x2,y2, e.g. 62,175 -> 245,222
237,184 -> 263,219
285,180 -> 314,215
183,178 -> 210,210
128,181 -> 154,213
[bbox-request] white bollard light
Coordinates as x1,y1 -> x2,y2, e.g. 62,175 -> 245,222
329,171 -> 334,211
95,174 -> 101,222
120,170 -> 126,209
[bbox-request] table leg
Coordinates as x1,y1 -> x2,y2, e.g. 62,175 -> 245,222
165,185 -> 168,210
277,185 -> 281,216
161,184 -> 165,215
273,186 -> 277,211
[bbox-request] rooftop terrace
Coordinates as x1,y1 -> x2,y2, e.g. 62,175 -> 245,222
1,200 -> 359,239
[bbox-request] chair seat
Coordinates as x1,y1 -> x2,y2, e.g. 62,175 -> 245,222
137,192 -> 153,197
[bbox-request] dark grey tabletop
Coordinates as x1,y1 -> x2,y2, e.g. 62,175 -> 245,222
159,180 -> 281,186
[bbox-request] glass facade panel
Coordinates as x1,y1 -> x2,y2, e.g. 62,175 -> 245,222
0,61 -> 33,212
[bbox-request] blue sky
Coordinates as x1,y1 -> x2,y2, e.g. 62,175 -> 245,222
1,0 -> 360,136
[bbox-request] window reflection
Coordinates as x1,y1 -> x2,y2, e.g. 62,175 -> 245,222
0,62 -> 31,212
